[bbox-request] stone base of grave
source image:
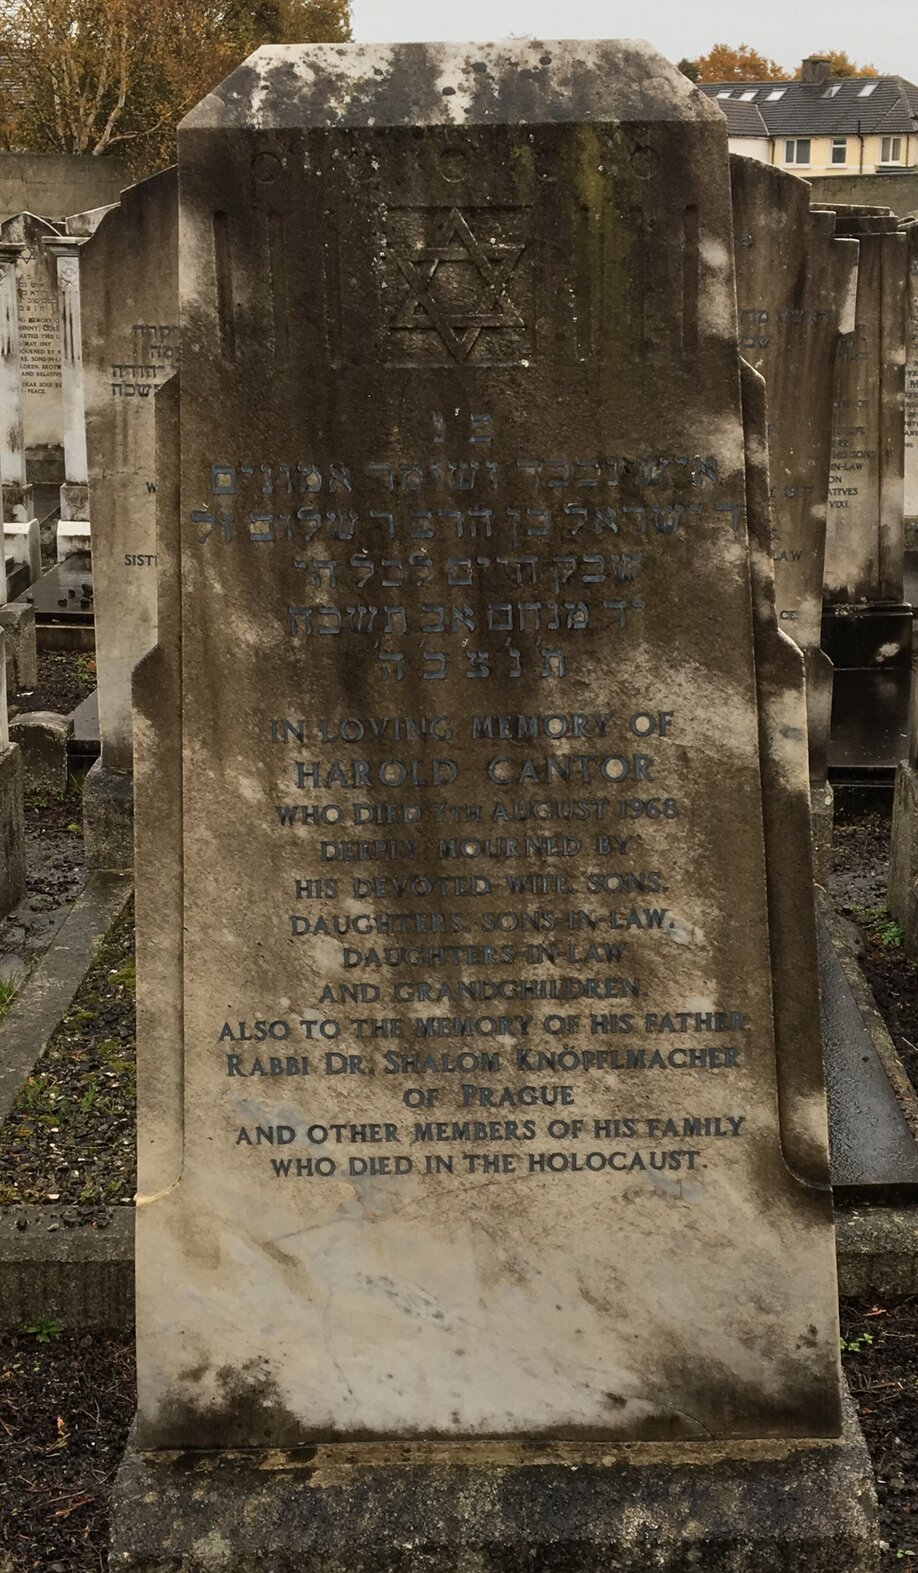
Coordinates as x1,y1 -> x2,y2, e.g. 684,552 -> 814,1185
810,779 -> 834,887
83,758 -> 133,871
0,601 -> 38,696
0,742 -> 26,919
110,1392 -> 878,1573
56,518 -> 91,561
4,517 -> 42,586
889,760 -> 918,954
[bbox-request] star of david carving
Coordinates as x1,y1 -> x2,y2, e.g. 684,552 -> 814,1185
391,208 -> 526,363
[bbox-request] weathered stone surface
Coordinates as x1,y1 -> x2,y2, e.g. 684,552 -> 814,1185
4,517 -> 41,584
904,218 -> 918,537
56,517 -> 91,560
109,1391 -> 878,1573
820,205 -> 911,772
130,40 -> 843,1453
0,212 -> 65,483
729,160 -> 858,870
82,757 -> 134,871
9,709 -> 72,798
82,168 -> 178,782
823,207 -> 906,605
0,740 -> 25,917
0,599 -> 38,694
0,1204 -> 134,1333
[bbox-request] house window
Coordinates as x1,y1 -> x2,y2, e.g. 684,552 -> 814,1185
785,138 -> 812,165
766,88 -> 786,100
822,83 -> 842,98
716,90 -> 733,99
858,82 -> 877,96
881,136 -> 903,162
831,138 -> 848,164
738,89 -> 758,100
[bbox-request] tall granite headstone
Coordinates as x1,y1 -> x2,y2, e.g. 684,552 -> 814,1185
729,157 -> 857,876
0,213 -> 65,486
112,41 -> 876,1572
80,168 -> 178,867
821,206 -> 910,771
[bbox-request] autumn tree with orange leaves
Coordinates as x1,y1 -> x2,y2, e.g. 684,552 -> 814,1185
0,0 -> 351,175
694,43 -> 789,82
690,42 -> 882,84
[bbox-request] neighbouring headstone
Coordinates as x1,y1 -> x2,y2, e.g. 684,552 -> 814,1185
905,218 -> 918,543
821,206 -> 910,771
885,219 -> 918,943
0,241 -> 42,560
0,632 -> 26,917
0,239 -> 40,694
729,157 -> 858,878
111,41 -> 876,1572
0,213 -> 65,488
80,167 -> 178,868
45,211 -> 113,533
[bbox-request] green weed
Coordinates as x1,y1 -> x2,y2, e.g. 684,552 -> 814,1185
26,1316 -> 62,1344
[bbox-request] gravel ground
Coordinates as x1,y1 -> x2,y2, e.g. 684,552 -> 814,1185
0,1331 -> 134,1572
842,1298 -> 918,1564
830,810 -> 918,1100
0,907 -> 135,1212
8,651 -> 96,722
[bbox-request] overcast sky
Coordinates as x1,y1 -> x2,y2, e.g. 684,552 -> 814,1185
350,0 -> 918,80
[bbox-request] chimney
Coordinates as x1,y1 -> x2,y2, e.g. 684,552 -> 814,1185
801,56 -> 831,84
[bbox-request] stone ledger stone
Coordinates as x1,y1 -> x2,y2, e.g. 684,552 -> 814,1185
80,167 -> 178,869
729,158 -> 857,880
114,38 -> 875,1572
821,207 -> 910,771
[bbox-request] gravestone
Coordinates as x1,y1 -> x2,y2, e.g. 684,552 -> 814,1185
0,632 -> 26,918
45,206 -> 114,535
111,40 -> 876,1572
0,213 -> 65,489
821,207 -> 910,771
80,168 -> 178,868
886,220 -> 918,944
905,218 -> 918,544
0,240 -> 41,695
729,157 -> 858,878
